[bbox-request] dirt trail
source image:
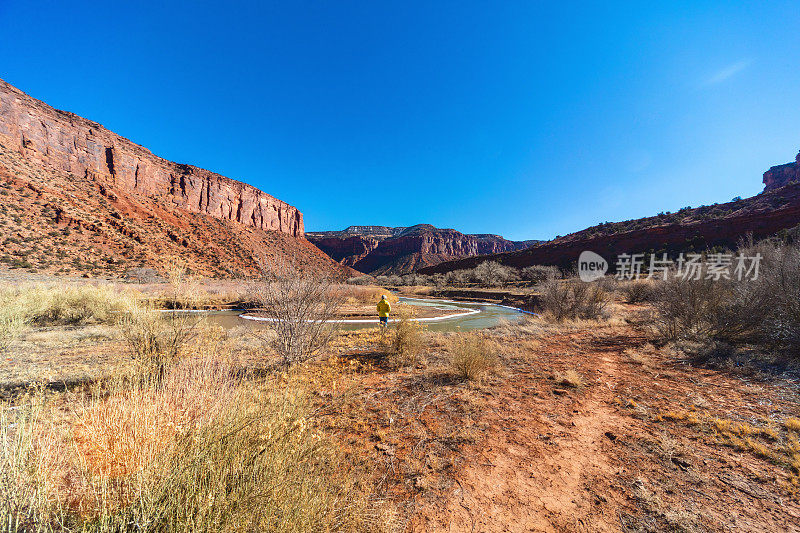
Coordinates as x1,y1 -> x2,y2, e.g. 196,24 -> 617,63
412,333 -> 633,532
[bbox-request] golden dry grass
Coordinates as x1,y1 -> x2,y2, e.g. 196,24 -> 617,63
553,369 -> 584,388
335,285 -> 399,305
448,333 -> 498,381
0,282 -> 138,326
1,353 -> 388,532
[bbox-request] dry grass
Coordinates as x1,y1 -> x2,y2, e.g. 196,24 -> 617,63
785,418 -> 800,432
0,282 -> 137,326
553,369 -> 584,388
448,333 -> 498,381
650,409 -> 800,490
0,350 -> 385,532
391,311 -> 426,366
0,308 -> 27,354
336,285 -> 399,305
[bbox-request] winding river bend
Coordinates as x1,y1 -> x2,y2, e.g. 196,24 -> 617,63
201,296 -> 529,333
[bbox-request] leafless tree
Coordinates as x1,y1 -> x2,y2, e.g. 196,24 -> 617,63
251,262 -> 344,366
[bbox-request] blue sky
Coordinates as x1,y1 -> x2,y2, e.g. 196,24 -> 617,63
1,1 -> 799,240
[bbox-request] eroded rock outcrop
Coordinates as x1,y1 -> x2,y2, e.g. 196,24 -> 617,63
763,150 -> 800,192
308,224 -> 539,274
0,78 -> 303,237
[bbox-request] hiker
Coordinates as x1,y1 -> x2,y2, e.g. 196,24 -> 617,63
377,294 -> 391,327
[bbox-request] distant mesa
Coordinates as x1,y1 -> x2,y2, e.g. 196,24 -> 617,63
307,224 -> 541,275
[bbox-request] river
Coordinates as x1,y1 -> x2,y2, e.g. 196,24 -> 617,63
199,296 -> 529,333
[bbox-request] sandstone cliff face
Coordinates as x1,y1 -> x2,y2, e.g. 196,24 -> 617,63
763,150 -> 800,191
307,224 -> 539,274
0,79 -> 303,237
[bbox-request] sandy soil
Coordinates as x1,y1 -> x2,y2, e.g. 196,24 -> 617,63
324,308 -> 800,531
4,297 -> 799,530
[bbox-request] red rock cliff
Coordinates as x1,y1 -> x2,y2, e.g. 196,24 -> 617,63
763,150 -> 800,192
0,78 -> 303,237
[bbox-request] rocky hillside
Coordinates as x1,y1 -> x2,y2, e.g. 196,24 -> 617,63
419,150 -> 800,275
0,79 -> 346,278
307,224 -> 540,274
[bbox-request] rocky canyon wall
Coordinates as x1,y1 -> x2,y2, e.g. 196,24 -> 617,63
763,150 -> 800,192
0,78 -> 303,237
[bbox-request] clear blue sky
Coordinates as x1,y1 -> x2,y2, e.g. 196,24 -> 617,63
2,1 -> 799,240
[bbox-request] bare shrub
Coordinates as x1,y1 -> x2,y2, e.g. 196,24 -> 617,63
118,261 -> 199,378
386,274 -> 403,286
473,261 -> 516,287
347,275 -> 375,285
748,240 -> 800,352
252,264 -> 344,367
449,333 -> 498,381
446,269 -> 472,287
520,265 -> 559,284
391,311 -> 426,365
620,279 -> 656,303
650,240 -> 800,356
539,279 -> 608,321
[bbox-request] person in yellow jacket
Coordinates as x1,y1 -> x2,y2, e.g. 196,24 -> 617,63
376,294 -> 391,327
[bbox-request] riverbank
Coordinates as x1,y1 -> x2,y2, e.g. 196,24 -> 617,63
395,286 -> 541,312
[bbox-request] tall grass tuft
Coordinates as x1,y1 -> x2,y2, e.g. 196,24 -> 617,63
391,311 -> 426,366
1,355 -> 380,532
448,333 -> 498,381
0,308 -> 27,353
0,283 -> 136,327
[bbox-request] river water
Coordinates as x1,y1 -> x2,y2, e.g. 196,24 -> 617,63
200,296 -> 528,333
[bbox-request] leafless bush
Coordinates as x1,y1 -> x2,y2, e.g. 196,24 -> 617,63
347,275 -> 375,285
119,261 -> 199,379
620,279 -> 656,303
473,261 -> 517,287
252,264 -> 344,366
539,278 -> 608,321
650,240 -> 800,355
520,265 -> 560,283
446,269 -> 472,286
